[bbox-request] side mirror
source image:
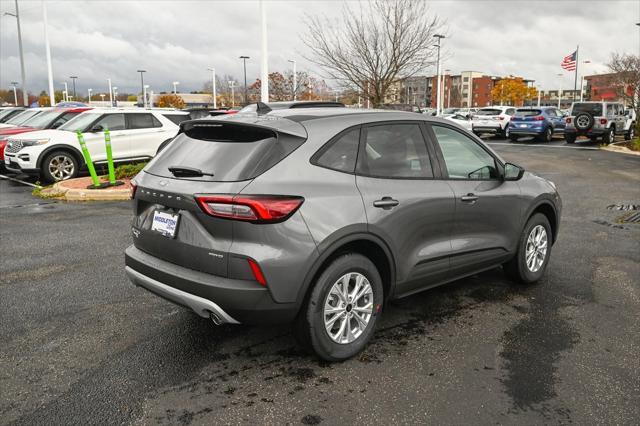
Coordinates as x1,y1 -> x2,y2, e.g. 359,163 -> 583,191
504,163 -> 525,181
90,124 -> 103,132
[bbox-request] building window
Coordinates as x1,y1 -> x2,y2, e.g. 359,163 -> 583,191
463,77 -> 469,82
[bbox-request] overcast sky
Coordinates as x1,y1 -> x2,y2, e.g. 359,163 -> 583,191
1,0 -> 638,96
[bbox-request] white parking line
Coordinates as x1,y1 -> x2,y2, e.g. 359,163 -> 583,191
486,142 -> 600,151
0,174 -> 42,188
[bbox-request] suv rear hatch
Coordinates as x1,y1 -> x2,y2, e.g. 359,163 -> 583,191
132,117 -> 307,277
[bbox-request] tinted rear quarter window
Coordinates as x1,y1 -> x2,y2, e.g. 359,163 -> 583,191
164,113 -> 191,124
313,127 -> 360,173
127,113 -> 161,129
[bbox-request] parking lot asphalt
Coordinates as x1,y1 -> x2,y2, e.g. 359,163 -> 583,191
1,139 -> 639,425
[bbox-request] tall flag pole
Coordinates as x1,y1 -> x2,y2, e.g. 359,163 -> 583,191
574,45 -> 579,94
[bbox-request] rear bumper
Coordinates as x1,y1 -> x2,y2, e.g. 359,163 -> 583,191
125,245 -> 299,324
473,126 -> 501,134
565,128 -> 606,136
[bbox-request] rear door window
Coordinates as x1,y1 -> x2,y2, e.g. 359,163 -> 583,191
313,127 -> 360,173
356,123 -> 433,178
127,113 -> 161,129
95,114 -> 125,131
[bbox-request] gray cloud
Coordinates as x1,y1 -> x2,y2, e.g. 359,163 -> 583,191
1,0 -> 638,97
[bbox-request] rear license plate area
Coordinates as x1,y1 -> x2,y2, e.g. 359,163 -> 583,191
151,210 -> 180,238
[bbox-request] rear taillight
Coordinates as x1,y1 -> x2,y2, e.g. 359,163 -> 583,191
497,116 -> 505,120
130,179 -> 138,199
196,195 -> 304,223
566,118 -> 572,124
599,118 -> 607,125
533,115 -> 545,121
247,259 -> 267,286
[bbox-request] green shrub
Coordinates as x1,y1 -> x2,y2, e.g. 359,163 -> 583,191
114,162 -> 148,179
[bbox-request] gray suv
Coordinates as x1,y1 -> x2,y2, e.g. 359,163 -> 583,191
125,108 -> 562,361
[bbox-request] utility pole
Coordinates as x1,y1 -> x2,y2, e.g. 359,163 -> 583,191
207,68 -> 217,109
433,34 -> 445,115
288,59 -> 296,101
229,81 -> 236,107
172,81 -> 179,94
70,76 -> 78,98
260,0 -> 269,102
557,73 -> 563,109
143,85 -> 149,108
87,88 -> 92,105
137,70 -> 146,107
62,82 -> 68,102
240,56 -> 250,105
107,78 -> 113,106
4,0 -> 28,105
42,1 -> 55,106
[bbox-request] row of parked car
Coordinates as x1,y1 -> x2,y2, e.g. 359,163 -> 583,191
439,102 -> 636,144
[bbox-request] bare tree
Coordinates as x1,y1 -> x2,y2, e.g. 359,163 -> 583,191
303,0 -> 444,106
606,52 -> 640,113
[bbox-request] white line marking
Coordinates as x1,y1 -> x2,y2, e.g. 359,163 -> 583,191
0,174 -> 42,188
486,142 -> 600,151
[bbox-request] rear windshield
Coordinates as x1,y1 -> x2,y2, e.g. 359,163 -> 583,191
145,122 -> 305,182
163,113 -> 190,124
0,108 -> 23,121
475,109 -> 502,116
515,109 -> 541,117
6,110 -> 41,125
572,103 -> 602,116
20,110 -> 62,128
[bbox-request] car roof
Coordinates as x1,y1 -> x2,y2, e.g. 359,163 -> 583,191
76,108 -> 182,114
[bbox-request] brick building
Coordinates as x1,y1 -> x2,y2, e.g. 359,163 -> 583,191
584,73 -> 634,103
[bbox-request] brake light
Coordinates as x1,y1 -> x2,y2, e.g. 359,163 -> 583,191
130,179 -> 138,199
247,259 -> 267,286
566,118 -> 572,124
497,116 -> 505,120
599,118 -> 607,125
196,195 -> 304,223
533,115 -> 545,121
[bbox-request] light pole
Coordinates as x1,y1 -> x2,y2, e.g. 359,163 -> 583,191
100,94 -> 105,103
444,69 -> 451,108
207,67 -> 217,109
332,89 -> 340,102
433,34 -> 445,115
259,0 -> 269,102
42,1 -> 55,106
143,85 -> 149,108
239,56 -> 250,105
580,60 -> 591,102
62,82 -> 69,102
557,73 -> 563,109
229,81 -> 236,107
10,82 -> 18,105
87,88 -> 92,105
4,0 -> 28,106
172,81 -> 179,94
107,78 -> 113,106
137,70 -> 146,107
62,90 -> 67,103
113,86 -> 118,107
288,59 -> 296,101
537,85 -> 541,107
70,76 -> 78,98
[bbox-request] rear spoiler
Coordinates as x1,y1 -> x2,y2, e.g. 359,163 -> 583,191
179,116 -> 307,139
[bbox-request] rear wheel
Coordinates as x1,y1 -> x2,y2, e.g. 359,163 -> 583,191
293,253 -> 383,361
504,213 -> 552,284
564,133 -> 576,144
509,135 -> 519,142
41,150 -> 79,183
624,125 -> 635,141
602,127 -> 614,145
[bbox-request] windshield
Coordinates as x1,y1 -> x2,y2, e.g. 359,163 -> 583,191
19,110 -> 62,129
515,109 -> 541,117
58,112 -> 101,132
0,108 -> 21,121
475,109 -> 502,116
5,110 -> 41,125
572,103 -> 602,116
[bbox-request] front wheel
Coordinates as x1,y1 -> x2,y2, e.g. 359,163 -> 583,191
503,125 -> 511,139
41,150 -> 79,183
538,127 -> 553,142
293,254 -> 383,361
602,127 -> 614,145
504,213 -> 552,284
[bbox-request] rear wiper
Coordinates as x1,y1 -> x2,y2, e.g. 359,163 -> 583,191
168,166 -> 214,178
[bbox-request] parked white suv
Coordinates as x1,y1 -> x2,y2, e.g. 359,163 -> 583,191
4,108 -> 188,182
472,106 -> 516,138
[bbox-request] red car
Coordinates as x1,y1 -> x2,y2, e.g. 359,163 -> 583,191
0,107 -> 91,165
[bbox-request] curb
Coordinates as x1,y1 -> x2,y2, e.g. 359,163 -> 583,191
41,179 -> 132,201
602,142 -> 640,157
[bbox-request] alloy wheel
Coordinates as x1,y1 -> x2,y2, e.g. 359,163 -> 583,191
48,155 -> 75,181
323,272 -> 374,344
525,225 -> 548,273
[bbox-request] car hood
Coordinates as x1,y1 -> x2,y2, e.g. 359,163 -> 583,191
6,129 -> 75,142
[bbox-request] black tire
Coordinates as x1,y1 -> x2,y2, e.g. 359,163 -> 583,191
538,126 -> 553,142
502,125 -> 511,139
564,133 -> 576,144
293,253 -> 384,361
602,127 -> 614,145
509,135 -> 519,142
40,150 -> 80,183
504,213 -> 552,284
624,125 -> 635,141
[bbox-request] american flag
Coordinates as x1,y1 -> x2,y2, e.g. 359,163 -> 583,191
561,51 -> 577,71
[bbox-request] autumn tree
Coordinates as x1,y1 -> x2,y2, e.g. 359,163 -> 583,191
249,72 -> 330,102
491,77 -> 538,106
303,0 -> 443,107
606,52 -> 640,114
157,94 -> 186,109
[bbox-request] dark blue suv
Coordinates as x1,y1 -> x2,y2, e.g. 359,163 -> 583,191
509,107 -> 566,142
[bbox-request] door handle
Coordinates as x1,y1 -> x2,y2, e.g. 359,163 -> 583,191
460,193 -> 479,203
373,197 -> 399,209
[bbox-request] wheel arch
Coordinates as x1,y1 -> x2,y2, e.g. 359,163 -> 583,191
36,145 -> 84,169
295,232 -> 396,314
527,200 -> 558,244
